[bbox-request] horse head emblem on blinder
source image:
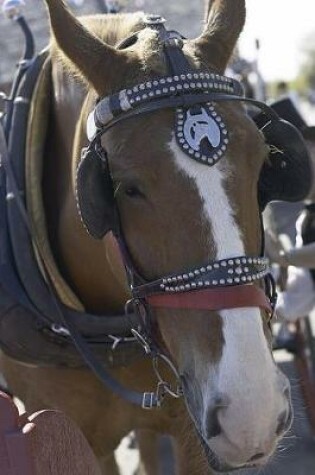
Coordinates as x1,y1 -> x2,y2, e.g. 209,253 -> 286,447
183,107 -> 221,151
175,104 -> 229,165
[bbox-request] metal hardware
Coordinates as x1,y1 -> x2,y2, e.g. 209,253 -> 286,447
152,353 -> 183,399
51,324 -> 71,337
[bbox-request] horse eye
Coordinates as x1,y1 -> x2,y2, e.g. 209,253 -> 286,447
124,185 -> 145,199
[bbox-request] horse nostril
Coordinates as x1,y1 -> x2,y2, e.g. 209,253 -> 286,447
204,396 -> 228,439
248,452 -> 265,463
205,405 -> 221,439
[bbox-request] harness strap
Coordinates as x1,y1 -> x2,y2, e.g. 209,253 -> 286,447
147,285 -> 272,314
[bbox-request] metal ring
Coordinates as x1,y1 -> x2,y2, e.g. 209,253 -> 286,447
152,353 -> 182,398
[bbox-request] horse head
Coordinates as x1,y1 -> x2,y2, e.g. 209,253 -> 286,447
44,0 -> 294,471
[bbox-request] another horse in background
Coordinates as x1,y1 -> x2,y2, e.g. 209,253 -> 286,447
0,0 -> 298,473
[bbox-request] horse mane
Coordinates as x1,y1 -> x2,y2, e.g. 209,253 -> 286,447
50,12 -> 168,83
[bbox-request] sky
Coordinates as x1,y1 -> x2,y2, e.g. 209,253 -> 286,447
239,0 -> 315,82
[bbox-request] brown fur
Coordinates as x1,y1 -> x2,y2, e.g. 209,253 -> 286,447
0,2 -> 271,474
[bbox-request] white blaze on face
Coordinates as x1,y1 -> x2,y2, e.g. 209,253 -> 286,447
169,138 -> 284,460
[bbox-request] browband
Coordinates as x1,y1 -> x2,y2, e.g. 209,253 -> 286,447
87,71 -> 244,140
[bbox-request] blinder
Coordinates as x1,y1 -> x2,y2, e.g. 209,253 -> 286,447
76,144 -> 118,239
253,111 -> 312,210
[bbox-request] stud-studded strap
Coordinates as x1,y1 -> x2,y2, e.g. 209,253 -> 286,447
132,256 -> 270,298
87,71 -> 243,139
146,285 -> 272,314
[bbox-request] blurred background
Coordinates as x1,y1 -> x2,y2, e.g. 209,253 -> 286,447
1,0 -> 315,107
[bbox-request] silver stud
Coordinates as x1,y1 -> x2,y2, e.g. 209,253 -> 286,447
220,279 -> 225,284
185,284 -> 191,290
241,276 -> 247,282
205,280 -> 210,286
198,281 -> 203,287
212,280 -> 218,285
183,274 -> 189,280
160,284 -> 165,289
228,269 -> 234,274
221,260 -> 227,267
140,84 -> 145,90
156,90 -> 161,95
153,80 -> 159,86
172,277 -> 177,282
162,88 -> 168,93
191,283 -> 197,288
187,73 -> 192,79
174,76 -> 179,81
234,277 -> 240,283
180,285 -> 185,291
206,265 -> 212,271
228,259 -> 234,265
194,270 -> 200,275
227,278 -> 233,284
214,263 -> 219,269
189,272 -> 194,278
235,267 -> 242,275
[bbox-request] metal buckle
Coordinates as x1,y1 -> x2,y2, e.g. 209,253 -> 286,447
142,391 -> 157,410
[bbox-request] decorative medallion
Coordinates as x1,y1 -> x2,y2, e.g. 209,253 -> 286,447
175,103 -> 229,165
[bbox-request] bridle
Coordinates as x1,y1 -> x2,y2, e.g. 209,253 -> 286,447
75,16 -> 278,408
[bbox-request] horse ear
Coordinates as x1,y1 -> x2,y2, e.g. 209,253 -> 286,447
44,0 -> 133,95
191,0 -> 246,72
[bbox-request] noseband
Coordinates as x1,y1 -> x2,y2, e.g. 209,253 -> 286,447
75,16 -> 278,408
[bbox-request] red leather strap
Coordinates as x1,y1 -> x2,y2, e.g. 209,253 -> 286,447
147,285 -> 272,313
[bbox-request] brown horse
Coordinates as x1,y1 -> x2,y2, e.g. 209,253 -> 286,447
0,0 -> 293,473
